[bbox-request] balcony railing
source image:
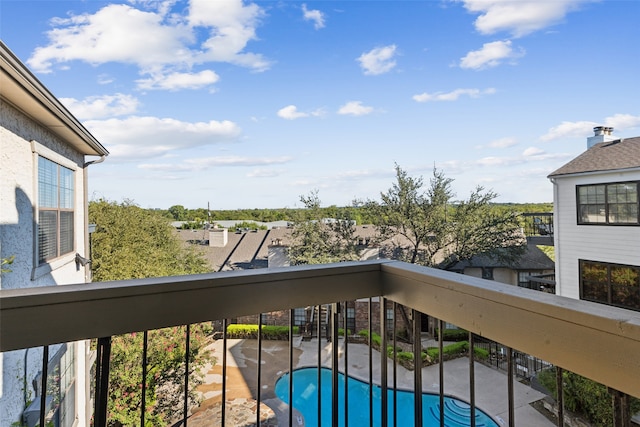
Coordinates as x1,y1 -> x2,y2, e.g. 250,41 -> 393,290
2,259 -> 640,426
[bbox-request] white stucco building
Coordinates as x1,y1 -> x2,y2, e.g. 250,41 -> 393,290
549,127 -> 640,309
1,41 -> 108,426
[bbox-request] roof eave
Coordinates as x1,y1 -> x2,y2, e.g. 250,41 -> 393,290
548,166 -> 640,179
0,41 -> 109,157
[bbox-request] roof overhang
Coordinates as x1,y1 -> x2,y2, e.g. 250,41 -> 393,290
548,166 -> 640,180
0,41 -> 109,157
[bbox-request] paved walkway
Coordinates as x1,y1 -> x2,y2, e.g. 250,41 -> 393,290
190,337 -> 555,426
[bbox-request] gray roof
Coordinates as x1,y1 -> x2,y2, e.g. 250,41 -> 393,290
449,243 -> 554,271
548,136 -> 640,177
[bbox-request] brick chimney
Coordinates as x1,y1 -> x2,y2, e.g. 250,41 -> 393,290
587,126 -> 615,149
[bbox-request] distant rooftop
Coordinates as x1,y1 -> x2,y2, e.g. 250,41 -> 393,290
548,136 -> 640,177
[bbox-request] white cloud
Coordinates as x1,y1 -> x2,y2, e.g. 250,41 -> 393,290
488,137 -> 517,148
540,113 -> 640,141
60,94 -> 139,120
413,87 -> 496,102
337,101 -> 374,116
277,105 -> 324,120
277,105 -> 309,120
456,0 -> 592,37
540,120 -> 599,141
460,40 -> 524,70
136,70 -> 220,90
357,45 -> 397,75
247,168 -> 286,178
28,0 -> 270,78
302,4 -> 325,29
523,147 -> 545,157
604,113 -> 640,130
85,116 -> 241,160
139,156 -> 293,172
188,0 -> 270,70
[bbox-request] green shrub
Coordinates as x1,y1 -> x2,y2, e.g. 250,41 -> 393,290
435,328 -> 468,342
226,324 -> 299,340
358,330 -> 382,347
337,328 -> 352,336
537,368 -> 640,427
472,346 -> 489,360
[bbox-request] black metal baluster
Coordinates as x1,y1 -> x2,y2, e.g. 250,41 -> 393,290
183,325 -> 190,427
141,331 -> 148,427
392,302 -> 397,427
222,319 -> 227,427
257,313 -> 263,427
507,346 -> 515,427
317,305 -> 322,427
331,303 -> 340,427
344,301 -> 349,427
40,345 -> 48,427
413,310 -> 422,427
556,366 -> 564,427
289,309 -> 294,427
94,337 -> 112,427
368,298 -> 374,427
438,320 -> 444,427
380,298 -> 388,427
469,332 -> 476,427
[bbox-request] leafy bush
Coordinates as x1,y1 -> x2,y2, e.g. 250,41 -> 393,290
226,324 -> 299,340
537,368 -> 640,427
435,328 -> 469,342
357,330 -> 486,369
358,330 -> 377,345
426,341 -> 489,362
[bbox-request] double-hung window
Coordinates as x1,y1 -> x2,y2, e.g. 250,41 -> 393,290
577,182 -> 639,224
38,156 -> 75,263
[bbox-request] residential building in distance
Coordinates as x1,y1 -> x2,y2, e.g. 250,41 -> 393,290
549,127 -> 640,310
0,41 -> 109,426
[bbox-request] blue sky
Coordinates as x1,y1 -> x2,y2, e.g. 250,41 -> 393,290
2,0 -> 639,209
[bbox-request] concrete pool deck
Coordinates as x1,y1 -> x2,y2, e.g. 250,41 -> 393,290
191,337 -> 555,426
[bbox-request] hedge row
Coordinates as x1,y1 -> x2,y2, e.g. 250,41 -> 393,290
226,324 -> 299,340
435,328 -> 469,342
358,330 -> 489,370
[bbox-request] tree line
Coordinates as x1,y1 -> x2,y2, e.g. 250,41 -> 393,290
164,201 -> 552,226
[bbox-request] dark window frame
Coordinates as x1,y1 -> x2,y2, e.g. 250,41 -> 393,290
576,181 -> 639,225
38,156 -> 75,264
579,259 -> 640,312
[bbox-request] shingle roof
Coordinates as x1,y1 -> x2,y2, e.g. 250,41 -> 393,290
449,243 -> 554,271
548,136 -> 640,177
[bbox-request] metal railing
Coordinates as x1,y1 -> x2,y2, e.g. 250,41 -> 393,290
2,259 -> 640,426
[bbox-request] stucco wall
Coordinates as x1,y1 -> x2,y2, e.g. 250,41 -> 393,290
1,100 -> 89,425
552,171 -> 640,300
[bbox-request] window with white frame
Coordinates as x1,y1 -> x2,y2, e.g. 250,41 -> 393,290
577,182 -> 639,225
38,156 -> 75,263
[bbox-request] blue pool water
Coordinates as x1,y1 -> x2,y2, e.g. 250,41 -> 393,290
275,367 -> 499,427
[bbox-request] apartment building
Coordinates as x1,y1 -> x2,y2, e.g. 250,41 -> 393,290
549,127 -> 640,310
0,41 -> 109,426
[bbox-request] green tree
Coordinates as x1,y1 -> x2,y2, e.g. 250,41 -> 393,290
89,199 -> 211,426
287,191 -> 361,265
367,165 -> 525,269
167,204 -> 187,221
538,369 -> 640,426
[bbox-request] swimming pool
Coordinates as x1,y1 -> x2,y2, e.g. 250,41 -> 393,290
275,367 -> 499,427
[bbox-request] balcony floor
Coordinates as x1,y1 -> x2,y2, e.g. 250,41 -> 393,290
188,337 -> 554,427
